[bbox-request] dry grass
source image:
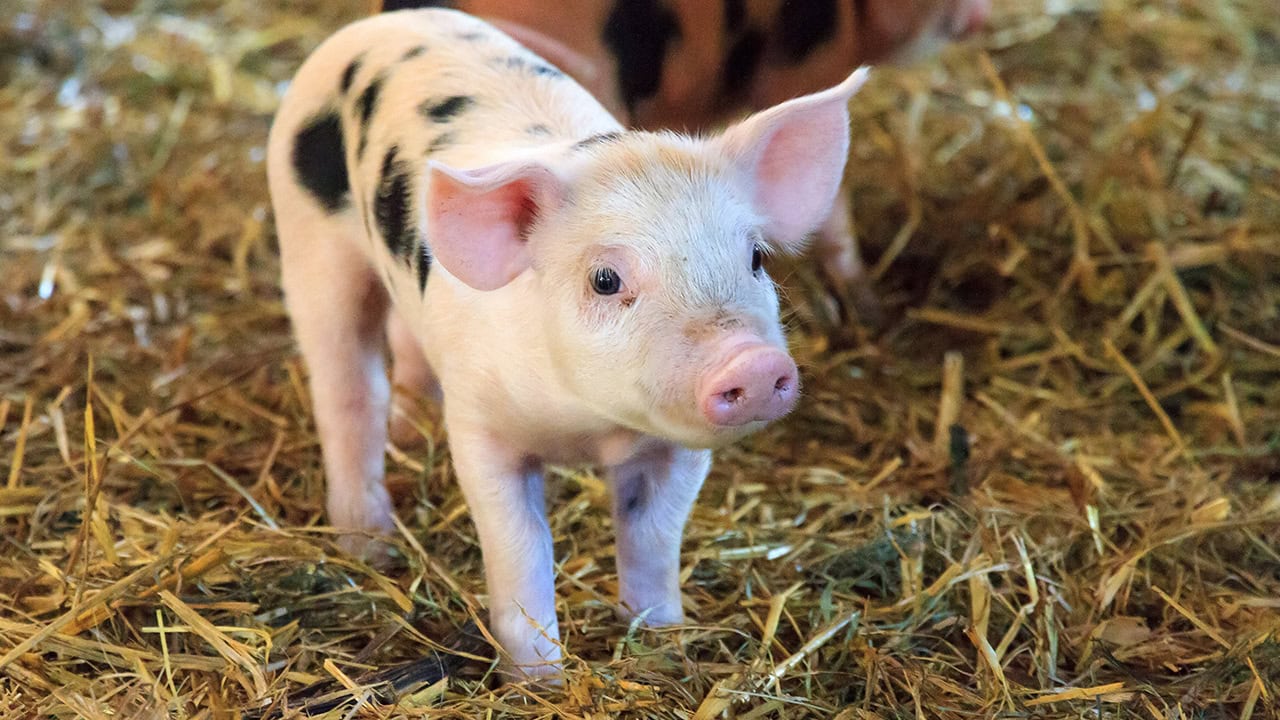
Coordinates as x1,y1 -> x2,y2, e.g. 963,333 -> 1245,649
2,0 -> 1279,717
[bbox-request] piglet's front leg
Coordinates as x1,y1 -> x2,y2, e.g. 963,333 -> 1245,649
446,417 -> 562,678
609,444 -> 712,626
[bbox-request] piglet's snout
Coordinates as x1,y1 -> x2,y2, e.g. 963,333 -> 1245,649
699,345 -> 799,427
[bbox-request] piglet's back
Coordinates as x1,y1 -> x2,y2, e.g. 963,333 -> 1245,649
267,8 -> 618,232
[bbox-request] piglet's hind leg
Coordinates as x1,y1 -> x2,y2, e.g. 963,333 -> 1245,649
279,211 -> 396,553
386,309 -> 440,448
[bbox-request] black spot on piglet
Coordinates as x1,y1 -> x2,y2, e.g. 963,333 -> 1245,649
493,56 -> 556,76
426,132 -> 456,155
420,95 -> 474,123
499,56 -> 564,78
374,146 -> 416,259
339,55 -> 363,94
417,245 -> 431,294
380,0 -> 452,11
292,111 -> 350,213
355,74 -> 385,157
573,131 -> 623,150
530,63 -> 563,78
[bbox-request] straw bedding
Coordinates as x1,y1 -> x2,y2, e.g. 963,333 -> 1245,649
1,0 -> 1277,717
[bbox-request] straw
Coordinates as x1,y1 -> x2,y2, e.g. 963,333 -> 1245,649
1,0 -> 1277,717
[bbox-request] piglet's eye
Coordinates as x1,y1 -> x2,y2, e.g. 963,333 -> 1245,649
591,266 -> 622,295
751,244 -> 764,275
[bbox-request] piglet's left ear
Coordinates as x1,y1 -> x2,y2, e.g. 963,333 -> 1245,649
715,67 -> 870,252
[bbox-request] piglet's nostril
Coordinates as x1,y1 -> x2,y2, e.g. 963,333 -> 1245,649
721,387 -> 744,404
774,376 -> 791,393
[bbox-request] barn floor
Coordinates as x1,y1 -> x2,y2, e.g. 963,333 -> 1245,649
1,0 -> 1278,717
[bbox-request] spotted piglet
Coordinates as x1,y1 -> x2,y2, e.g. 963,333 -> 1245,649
266,8 -> 867,675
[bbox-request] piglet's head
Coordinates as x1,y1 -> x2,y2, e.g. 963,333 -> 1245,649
425,69 -> 869,449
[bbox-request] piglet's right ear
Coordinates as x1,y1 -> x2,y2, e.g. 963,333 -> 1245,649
426,159 -> 564,291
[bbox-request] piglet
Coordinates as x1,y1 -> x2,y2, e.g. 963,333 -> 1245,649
266,8 -> 867,676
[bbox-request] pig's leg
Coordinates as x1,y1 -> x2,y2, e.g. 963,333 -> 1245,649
386,310 -> 440,447
446,421 -> 562,676
608,444 -> 712,625
279,214 -> 396,548
813,195 -> 883,327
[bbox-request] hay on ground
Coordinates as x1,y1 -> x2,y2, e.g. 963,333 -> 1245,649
1,0 -> 1278,717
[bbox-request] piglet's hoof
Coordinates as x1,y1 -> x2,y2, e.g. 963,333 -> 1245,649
493,650 -> 565,688
328,489 -> 399,566
619,600 -> 685,628
490,611 -> 565,682
336,531 -> 401,569
503,659 -> 564,687
388,383 -> 441,449
388,406 -> 427,449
